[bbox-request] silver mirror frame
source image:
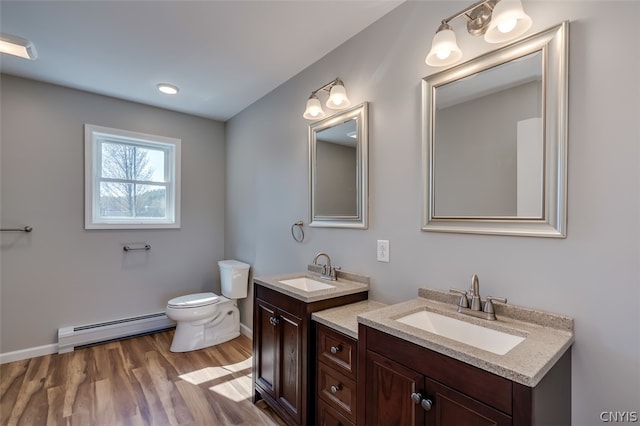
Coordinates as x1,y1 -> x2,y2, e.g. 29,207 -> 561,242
309,102 -> 368,229
422,21 -> 569,238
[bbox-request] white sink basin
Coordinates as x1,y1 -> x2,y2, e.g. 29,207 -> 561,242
278,277 -> 336,292
396,310 -> 525,355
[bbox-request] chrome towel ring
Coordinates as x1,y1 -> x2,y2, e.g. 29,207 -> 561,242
291,221 -> 304,243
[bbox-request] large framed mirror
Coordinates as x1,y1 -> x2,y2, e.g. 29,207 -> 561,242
309,102 -> 368,229
422,22 -> 568,237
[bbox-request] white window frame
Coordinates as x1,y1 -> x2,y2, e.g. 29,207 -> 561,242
84,124 -> 181,229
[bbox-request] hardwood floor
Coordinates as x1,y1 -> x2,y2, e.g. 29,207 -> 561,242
0,331 -> 287,426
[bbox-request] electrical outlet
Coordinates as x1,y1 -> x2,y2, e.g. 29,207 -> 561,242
377,240 -> 390,262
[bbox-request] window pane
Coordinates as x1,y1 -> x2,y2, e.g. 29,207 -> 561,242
99,182 -> 166,218
101,141 -> 166,182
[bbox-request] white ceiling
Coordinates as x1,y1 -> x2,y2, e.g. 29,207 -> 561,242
0,0 -> 404,121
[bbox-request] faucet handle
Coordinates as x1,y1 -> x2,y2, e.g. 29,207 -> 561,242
330,266 -> 341,280
483,296 -> 507,315
450,288 -> 470,308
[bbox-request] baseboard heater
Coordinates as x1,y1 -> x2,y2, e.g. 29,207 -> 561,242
58,312 -> 175,354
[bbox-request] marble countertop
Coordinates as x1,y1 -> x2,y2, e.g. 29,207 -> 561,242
357,288 -> 574,387
253,270 -> 369,303
312,300 -> 388,339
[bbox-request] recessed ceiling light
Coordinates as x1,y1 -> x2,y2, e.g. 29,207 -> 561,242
0,33 -> 37,60
157,83 -> 179,95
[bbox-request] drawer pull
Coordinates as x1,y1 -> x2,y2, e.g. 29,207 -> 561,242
330,344 -> 342,354
330,384 -> 343,394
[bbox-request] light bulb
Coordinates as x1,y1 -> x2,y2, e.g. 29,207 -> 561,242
326,82 -> 351,109
303,94 -> 326,120
425,24 -> 462,67
485,0 -> 532,43
498,18 -> 517,33
436,49 -> 451,60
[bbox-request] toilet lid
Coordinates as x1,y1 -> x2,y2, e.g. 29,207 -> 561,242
168,292 -> 219,308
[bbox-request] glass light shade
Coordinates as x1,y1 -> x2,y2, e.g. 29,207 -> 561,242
326,83 -> 351,109
484,0 -> 532,43
425,27 -> 463,67
0,33 -> 37,60
303,94 -> 326,120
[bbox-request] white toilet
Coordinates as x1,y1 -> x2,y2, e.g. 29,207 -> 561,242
166,259 -> 250,352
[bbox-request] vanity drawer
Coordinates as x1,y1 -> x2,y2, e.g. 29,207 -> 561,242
318,362 -> 357,423
317,398 -> 355,426
317,324 -> 357,380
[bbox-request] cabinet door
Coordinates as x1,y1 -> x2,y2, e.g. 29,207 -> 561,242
365,350 -> 425,426
424,377 -> 512,426
277,308 -> 303,424
255,299 -> 278,398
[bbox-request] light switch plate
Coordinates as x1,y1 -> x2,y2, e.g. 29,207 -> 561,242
377,240 -> 390,262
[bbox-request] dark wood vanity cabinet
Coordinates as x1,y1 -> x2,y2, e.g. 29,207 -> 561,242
316,324 -> 359,426
253,282 -> 367,426
254,297 -> 302,422
358,325 -> 571,426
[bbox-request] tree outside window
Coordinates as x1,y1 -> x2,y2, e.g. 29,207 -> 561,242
85,124 -> 181,229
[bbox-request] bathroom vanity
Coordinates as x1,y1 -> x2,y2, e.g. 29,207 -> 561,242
312,300 -> 387,426
356,288 -> 574,426
253,276 -> 573,426
252,271 -> 369,426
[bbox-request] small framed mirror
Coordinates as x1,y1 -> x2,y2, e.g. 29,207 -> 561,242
422,22 -> 568,237
309,102 -> 368,229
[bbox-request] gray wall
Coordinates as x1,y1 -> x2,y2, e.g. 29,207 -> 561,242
0,75 -> 226,352
316,141 -> 357,216
436,81 -> 540,216
225,2 -> 639,425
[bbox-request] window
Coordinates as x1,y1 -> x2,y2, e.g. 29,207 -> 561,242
85,124 -> 181,229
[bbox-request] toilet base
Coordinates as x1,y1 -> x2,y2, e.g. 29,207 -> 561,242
169,302 -> 240,352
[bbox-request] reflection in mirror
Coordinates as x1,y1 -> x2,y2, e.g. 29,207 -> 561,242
310,102 -> 368,228
315,120 -> 358,216
434,52 -> 543,218
422,22 -> 568,237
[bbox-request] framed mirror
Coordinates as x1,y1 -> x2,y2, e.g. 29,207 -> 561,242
422,22 -> 568,237
309,102 -> 368,229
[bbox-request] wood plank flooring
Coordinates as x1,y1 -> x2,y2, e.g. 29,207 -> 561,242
0,331 -> 287,426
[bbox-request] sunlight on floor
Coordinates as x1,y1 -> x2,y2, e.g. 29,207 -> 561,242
210,373 -> 253,402
179,357 -> 252,385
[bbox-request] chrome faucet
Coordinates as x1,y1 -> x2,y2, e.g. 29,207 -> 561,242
312,252 -> 339,281
450,274 -> 507,321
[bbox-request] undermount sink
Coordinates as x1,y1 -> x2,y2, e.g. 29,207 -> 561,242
278,277 -> 336,292
396,310 -> 525,355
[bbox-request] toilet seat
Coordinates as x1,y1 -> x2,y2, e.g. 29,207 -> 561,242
167,292 -> 219,309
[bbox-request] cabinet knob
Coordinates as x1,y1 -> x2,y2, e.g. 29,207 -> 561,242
330,384 -> 343,394
330,344 -> 342,354
410,392 -> 433,411
269,316 -> 280,326
421,398 -> 433,411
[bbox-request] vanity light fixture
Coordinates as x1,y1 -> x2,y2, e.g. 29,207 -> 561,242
157,83 -> 179,95
303,78 -> 351,120
425,0 -> 532,67
0,33 -> 37,60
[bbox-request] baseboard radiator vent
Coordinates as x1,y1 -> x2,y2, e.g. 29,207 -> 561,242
58,312 -> 175,354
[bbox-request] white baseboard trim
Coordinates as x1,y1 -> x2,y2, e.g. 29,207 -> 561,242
1,343 -> 59,365
240,322 -> 252,339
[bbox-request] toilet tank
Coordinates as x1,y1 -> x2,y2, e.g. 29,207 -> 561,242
218,260 -> 250,299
